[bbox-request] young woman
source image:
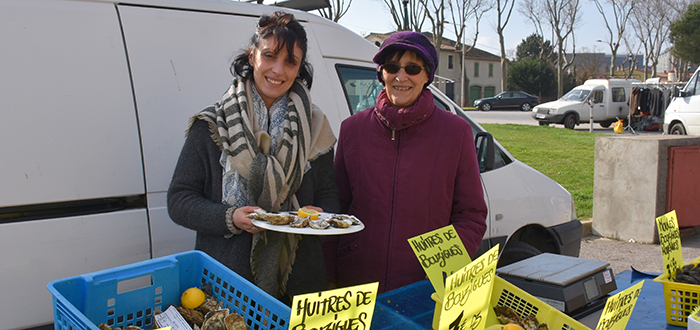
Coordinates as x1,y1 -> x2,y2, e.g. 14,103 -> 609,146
168,12 -> 339,304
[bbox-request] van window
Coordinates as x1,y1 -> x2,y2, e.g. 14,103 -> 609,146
612,87 -> 626,102
591,90 -> 604,103
685,72 -> 699,96
336,65 -> 383,115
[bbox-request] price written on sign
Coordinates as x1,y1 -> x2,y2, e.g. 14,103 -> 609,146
656,210 -> 683,279
595,280 -> 644,330
408,225 -> 472,296
288,282 -> 378,330
438,244 -> 499,330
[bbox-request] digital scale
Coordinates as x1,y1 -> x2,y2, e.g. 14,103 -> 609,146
496,253 -> 617,317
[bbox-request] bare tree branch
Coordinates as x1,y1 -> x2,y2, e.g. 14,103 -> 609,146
317,0 -> 354,22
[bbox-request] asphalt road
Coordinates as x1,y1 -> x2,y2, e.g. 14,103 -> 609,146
468,110 -> 695,276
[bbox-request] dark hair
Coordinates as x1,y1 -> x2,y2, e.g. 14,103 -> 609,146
231,11 -> 313,89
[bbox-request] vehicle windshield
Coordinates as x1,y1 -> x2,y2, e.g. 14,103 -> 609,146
560,88 -> 591,101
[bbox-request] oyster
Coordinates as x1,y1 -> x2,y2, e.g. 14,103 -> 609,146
537,323 -> 550,330
196,294 -> 223,315
202,309 -> 228,330
520,314 -> 539,330
98,324 -> 120,330
225,312 -> 249,330
329,218 -> 353,228
309,219 -> 330,229
246,209 -> 295,225
290,215 -> 310,228
176,306 -> 205,327
331,214 -> 362,225
494,306 -> 521,325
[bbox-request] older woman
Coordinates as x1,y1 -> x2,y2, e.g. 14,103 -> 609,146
168,12 -> 339,304
324,31 -> 488,293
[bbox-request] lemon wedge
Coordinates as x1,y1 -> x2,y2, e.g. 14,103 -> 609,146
298,208 -> 319,220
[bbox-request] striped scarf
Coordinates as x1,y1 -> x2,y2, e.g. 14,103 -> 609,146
190,76 -> 335,298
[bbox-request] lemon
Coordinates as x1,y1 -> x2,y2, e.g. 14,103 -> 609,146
181,287 -> 206,309
298,208 -> 319,220
502,324 -> 524,330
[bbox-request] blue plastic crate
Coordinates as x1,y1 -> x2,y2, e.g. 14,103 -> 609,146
47,250 -> 291,330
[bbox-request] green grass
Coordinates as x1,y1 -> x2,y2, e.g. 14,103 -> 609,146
480,124 -> 608,220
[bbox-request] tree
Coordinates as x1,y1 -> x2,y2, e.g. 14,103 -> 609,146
317,0 -> 353,22
592,0 -> 637,77
515,34 -> 555,62
508,57 -> 557,100
520,0 -> 581,97
383,0 -> 427,32
630,0 -> 673,79
446,0 -> 492,106
670,2 -> 700,64
494,0 -> 516,92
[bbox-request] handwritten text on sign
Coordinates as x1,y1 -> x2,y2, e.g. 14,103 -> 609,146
656,210 -> 683,279
408,225 -> 472,296
289,282 -> 378,330
595,280 -> 644,330
438,244 -> 499,330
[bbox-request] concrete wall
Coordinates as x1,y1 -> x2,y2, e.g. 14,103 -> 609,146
592,135 -> 700,243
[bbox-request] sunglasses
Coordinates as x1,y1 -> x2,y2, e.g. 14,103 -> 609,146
381,63 -> 427,75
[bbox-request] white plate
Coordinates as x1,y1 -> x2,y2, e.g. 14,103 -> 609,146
251,212 -> 364,236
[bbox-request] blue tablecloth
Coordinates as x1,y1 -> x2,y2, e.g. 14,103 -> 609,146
370,270 -> 687,330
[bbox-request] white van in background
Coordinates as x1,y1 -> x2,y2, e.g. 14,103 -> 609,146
665,67 -> 700,135
532,78 -> 640,129
1,0 -> 580,328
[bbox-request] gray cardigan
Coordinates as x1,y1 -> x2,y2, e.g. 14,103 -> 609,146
167,119 -> 339,304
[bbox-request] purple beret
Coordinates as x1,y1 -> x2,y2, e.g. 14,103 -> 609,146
373,31 -> 439,86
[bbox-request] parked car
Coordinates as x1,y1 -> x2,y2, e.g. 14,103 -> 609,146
664,67 -> 700,135
474,91 -> 539,111
1,0 -> 580,328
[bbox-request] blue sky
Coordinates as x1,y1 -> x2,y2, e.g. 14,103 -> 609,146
320,0 -> 633,58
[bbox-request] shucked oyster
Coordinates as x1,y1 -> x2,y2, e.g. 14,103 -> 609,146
290,215 -> 310,228
246,209 -> 295,225
329,218 -> 353,228
309,219 -> 330,229
331,214 -> 362,225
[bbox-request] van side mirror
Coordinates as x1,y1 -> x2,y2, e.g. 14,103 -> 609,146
475,132 -> 495,172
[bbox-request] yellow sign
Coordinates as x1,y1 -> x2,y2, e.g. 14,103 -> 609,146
288,282 -> 378,330
656,210 -> 683,279
438,244 -> 499,330
595,280 -> 644,330
408,225 -> 472,296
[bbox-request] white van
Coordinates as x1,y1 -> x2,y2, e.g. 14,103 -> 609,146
532,78 -> 640,129
1,0 -> 580,328
664,67 -> 700,135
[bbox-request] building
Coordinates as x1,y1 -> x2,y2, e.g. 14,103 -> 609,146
366,32 -> 502,106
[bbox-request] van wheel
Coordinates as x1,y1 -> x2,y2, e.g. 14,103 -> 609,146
563,114 -> 577,129
520,103 -> 531,111
670,123 -> 687,135
599,121 -> 612,128
480,103 -> 492,111
497,241 -> 542,268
